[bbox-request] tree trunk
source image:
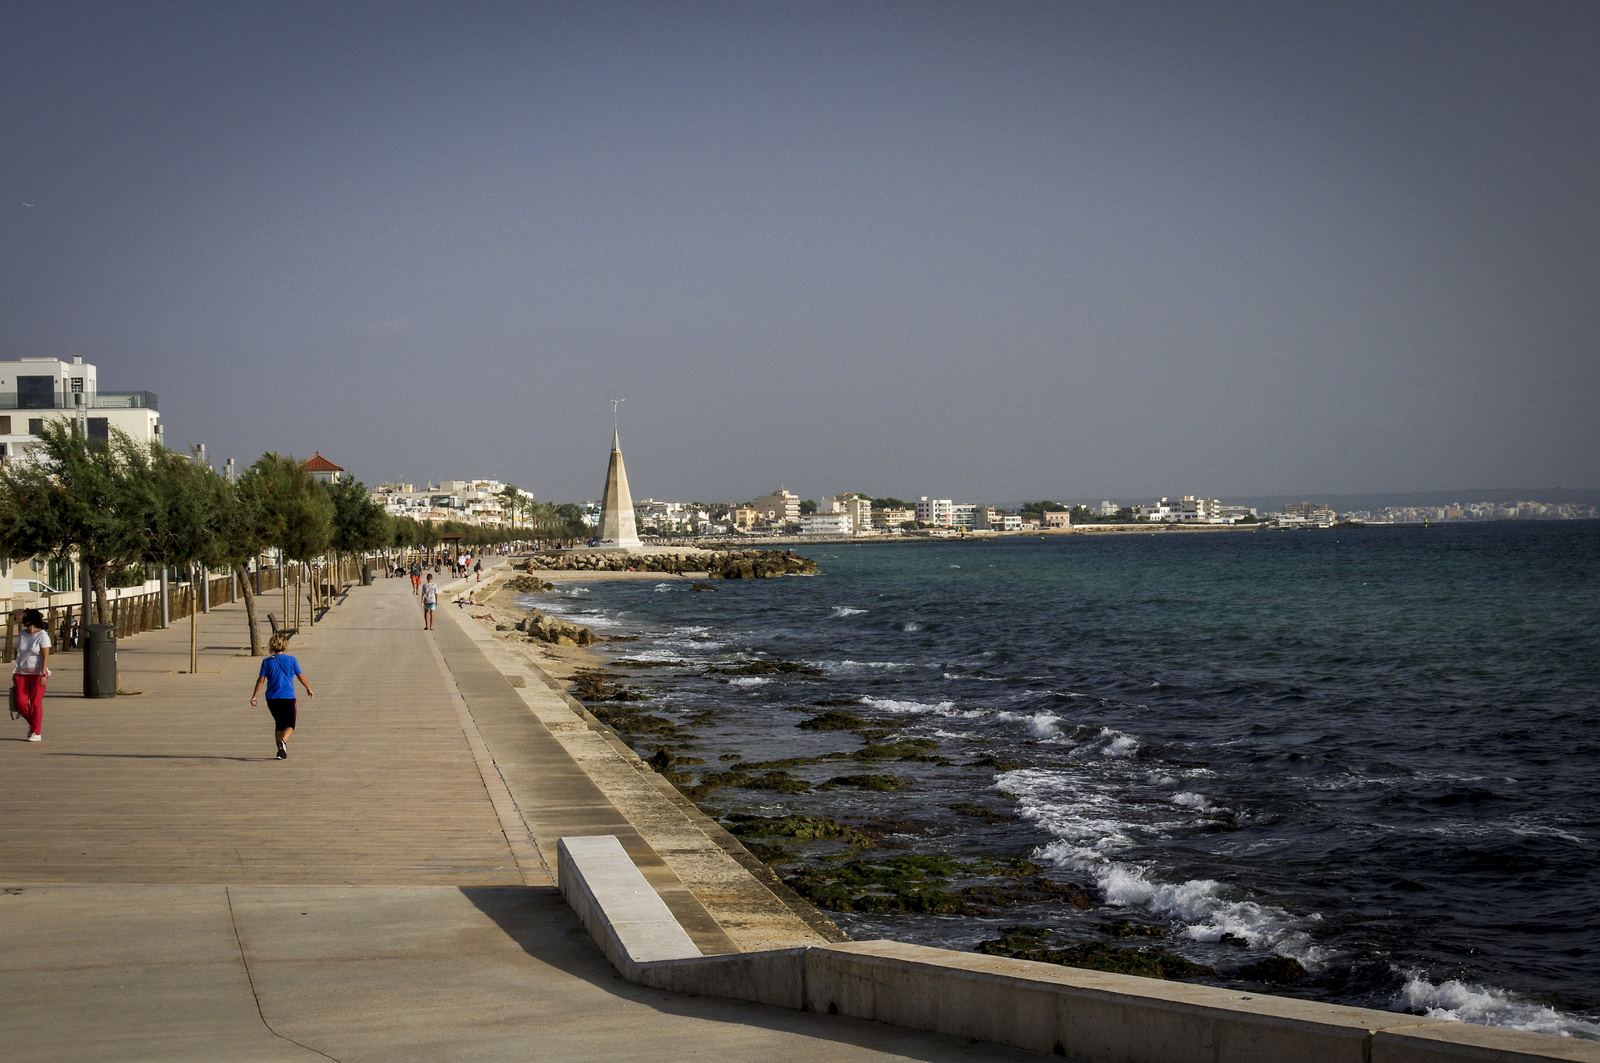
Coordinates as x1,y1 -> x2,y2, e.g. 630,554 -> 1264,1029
92,571 -> 111,625
236,562 -> 263,656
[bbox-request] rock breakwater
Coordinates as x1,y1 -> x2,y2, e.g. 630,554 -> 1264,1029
523,549 -> 818,578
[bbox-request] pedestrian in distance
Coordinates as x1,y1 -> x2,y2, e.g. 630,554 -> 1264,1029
250,632 -> 314,760
410,560 -> 422,595
473,558 -> 482,582
12,608 -> 51,741
421,572 -> 439,630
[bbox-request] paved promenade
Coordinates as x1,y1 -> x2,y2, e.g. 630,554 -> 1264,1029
0,569 -> 1032,1061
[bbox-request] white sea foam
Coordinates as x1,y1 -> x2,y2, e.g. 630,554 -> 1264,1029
1171,791 -> 1210,809
902,622 -> 924,631
1396,974 -> 1600,1039
1005,767 -> 1327,967
861,695 -> 959,716
829,606 -> 868,618
833,660 -> 912,671
943,672 -> 1005,682
1102,733 -> 1139,757
995,710 -> 1065,740
726,676 -> 770,687
654,583 -> 672,592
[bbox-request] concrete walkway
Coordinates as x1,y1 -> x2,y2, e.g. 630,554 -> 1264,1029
0,570 -> 1036,1061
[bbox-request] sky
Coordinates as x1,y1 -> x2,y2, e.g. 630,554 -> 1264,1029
2,1 -> 1597,505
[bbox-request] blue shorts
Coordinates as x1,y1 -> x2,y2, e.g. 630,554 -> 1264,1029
423,602 -> 436,611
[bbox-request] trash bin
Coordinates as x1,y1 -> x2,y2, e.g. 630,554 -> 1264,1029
84,624 -> 117,699
361,564 -> 374,586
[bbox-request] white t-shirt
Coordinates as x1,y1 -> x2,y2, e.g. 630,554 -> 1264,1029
14,629 -> 51,675
420,582 -> 438,605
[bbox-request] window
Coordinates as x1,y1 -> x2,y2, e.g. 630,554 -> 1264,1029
70,377 -> 84,393
27,419 -> 44,435
17,376 -> 54,410
0,416 -> 9,434
88,418 -> 109,443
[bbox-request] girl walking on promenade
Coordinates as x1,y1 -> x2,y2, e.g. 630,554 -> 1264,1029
250,633 -> 314,760
11,608 -> 50,741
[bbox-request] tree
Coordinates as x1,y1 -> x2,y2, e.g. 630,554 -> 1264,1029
324,478 -> 388,555
1020,500 -> 1068,518
241,455 -> 333,563
0,421 -> 149,623
498,484 -> 522,529
872,497 -> 910,510
800,499 -> 818,514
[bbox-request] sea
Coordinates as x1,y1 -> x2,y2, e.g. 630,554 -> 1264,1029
527,521 -> 1600,1039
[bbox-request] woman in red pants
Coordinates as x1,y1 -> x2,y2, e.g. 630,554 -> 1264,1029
12,608 -> 51,741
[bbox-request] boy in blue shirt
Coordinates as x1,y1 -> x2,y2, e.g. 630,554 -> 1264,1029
250,633 -> 315,760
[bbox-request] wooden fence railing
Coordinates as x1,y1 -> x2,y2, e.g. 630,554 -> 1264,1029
1,554 -> 412,661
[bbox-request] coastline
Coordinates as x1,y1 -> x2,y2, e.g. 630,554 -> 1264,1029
489,534 -> 1600,1043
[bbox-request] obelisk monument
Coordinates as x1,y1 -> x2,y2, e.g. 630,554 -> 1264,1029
596,402 -> 641,550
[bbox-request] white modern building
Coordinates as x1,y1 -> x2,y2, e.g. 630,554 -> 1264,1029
798,511 -> 853,536
915,497 -> 954,526
822,494 -> 874,533
1135,496 -> 1227,523
0,356 -> 161,460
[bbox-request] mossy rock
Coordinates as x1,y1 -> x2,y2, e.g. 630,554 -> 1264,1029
741,771 -> 812,794
707,660 -> 824,677
798,710 -> 867,730
969,755 -> 1027,771
784,853 -> 976,915
948,802 -> 1016,822
830,738 -> 939,761
1237,956 -> 1308,983
976,930 -> 1214,980
723,814 -> 870,846
821,773 -> 911,792
1103,922 -> 1167,939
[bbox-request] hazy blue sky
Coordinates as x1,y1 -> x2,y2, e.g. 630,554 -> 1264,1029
3,2 -> 1596,504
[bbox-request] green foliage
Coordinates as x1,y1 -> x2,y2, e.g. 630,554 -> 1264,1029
0,421 -> 150,599
799,499 -> 818,514
324,478 -> 388,554
1020,500 -> 1068,517
871,497 -> 910,510
238,454 -> 333,562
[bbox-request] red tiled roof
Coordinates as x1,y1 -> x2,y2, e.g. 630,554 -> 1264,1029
300,452 -> 344,472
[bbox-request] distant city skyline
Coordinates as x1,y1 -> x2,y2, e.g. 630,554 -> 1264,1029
3,3 -> 1597,499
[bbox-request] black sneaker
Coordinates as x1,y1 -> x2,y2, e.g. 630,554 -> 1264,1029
276,740 -> 288,760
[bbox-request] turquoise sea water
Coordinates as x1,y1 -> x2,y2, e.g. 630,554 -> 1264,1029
531,522 -> 1600,1038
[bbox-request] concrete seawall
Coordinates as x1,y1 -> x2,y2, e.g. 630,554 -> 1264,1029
557,835 -> 1600,1063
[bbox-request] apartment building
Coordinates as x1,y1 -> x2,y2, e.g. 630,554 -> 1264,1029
0,356 -> 161,459
750,488 -> 801,527
915,497 -> 954,526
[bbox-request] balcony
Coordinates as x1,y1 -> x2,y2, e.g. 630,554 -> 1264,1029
0,391 -> 158,411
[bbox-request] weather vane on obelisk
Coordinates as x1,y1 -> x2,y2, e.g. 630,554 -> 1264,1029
610,397 -> 624,435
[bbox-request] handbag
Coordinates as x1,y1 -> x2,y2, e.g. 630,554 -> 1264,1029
8,681 -> 18,721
